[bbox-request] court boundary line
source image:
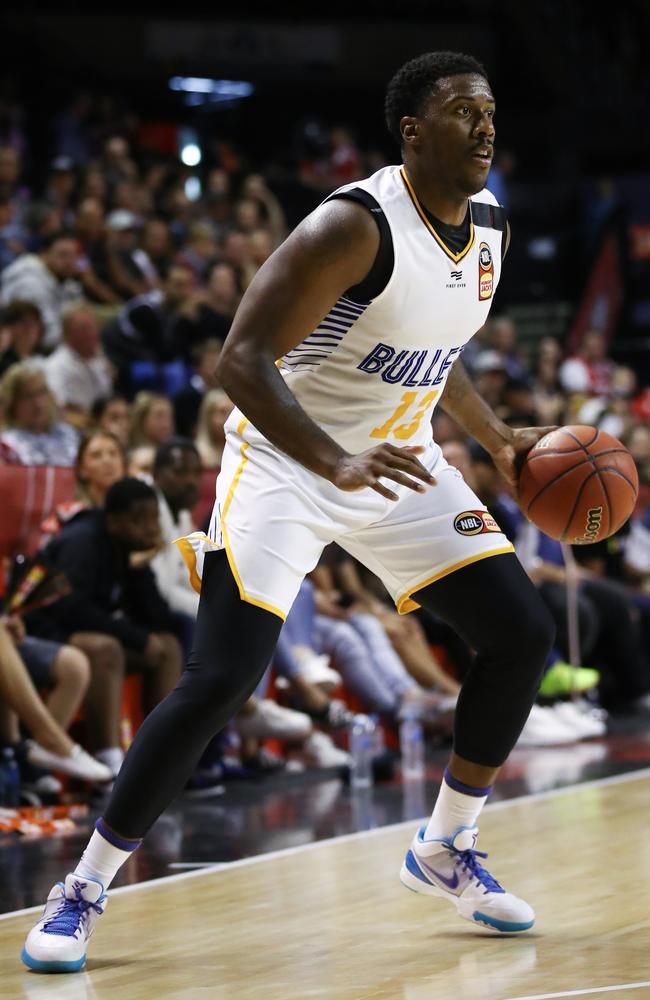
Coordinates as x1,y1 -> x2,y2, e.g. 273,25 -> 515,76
2,763 -> 649,923
505,980 -> 650,999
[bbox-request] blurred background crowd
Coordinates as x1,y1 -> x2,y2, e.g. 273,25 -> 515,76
0,5 -> 648,810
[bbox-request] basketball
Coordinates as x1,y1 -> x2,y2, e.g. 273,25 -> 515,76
518,425 -> 639,544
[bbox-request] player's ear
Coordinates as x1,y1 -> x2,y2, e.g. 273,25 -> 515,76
400,117 -> 419,146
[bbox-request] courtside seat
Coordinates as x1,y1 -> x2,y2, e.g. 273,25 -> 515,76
0,465 -> 76,562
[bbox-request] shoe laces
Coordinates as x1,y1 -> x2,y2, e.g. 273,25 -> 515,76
454,848 -> 504,894
42,886 -> 104,937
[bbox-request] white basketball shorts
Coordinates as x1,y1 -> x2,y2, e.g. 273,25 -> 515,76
176,414 -> 514,621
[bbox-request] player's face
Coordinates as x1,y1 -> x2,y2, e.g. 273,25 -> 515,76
415,73 -> 495,196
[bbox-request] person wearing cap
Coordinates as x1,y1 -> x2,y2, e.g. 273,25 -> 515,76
470,349 -> 509,409
74,198 -> 122,306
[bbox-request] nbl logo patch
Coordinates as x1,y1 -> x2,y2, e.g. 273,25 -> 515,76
453,510 -> 502,536
478,241 -> 494,301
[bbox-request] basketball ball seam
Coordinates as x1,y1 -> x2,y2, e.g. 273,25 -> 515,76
559,467 -> 603,542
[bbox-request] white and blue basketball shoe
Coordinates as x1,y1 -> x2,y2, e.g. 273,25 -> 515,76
22,874 -> 107,972
400,825 -> 534,933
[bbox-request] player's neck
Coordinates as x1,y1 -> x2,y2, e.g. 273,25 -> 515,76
403,163 -> 469,226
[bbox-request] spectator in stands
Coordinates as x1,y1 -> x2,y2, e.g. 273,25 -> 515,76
560,329 -> 615,398
0,195 -> 26,272
151,438 -> 202,622
471,350 -> 509,409
74,197 -> 122,305
221,231 -> 257,292
487,315 -> 528,380
136,218 -> 173,284
170,262 -> 237,357
28,477 -> 183,777
194,388 -> 233,470
0,300 -> 44,377
531,337 -> 566,426
92,394 -> 131,448
175,223 -> 219,283
41,429 -> 126,538
576,365 -> 637,441
43,157 -> 77,227
101,264 -> 195,392
44,303 -> 113,423
0,363 -> 79,464
241,173 -> 288,247
104,210 -> 150,299
0,617 -> 111,785
249,229 -> 274,269
173,339 -> 221,438
0,230 -> 83,349
129,391 -> 175,449
127,444 -> 155,480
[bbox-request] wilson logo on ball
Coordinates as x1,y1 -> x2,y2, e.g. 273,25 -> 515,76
581,506 -> 603,543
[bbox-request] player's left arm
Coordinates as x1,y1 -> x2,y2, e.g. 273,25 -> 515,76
439,217 -> 554,487
439,359 -> 554,487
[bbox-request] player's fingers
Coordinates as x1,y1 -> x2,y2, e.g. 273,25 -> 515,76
375,466 -> 426,492
384,453 -> 436,484
369,480 -> 399,501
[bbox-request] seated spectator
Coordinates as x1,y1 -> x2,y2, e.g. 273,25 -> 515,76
173,339 -> 221,438
0,230 -> 83,349
27,478 -> 183,776
175,223 -> 219,283
151,438 -> 202,622
104,210 -> 151,299
530,337 -> 566,427
44,302 -> 114,423
132,217 -> 173,285
576,365 -> 637,441
127,443 -> 155,479
0,362 -> 79,464
91,394 -> 131,448
101,264 -> 195,393
194,388 -> 233,470
0,616 -> 111,788
170,262 -> 237,360
0,195 -> 27,272
560,329 -> 615,399
0,299 -> 45,378
129,390 -> 175,449
487,315 -> 528,380
74,197 -> 122,306
221,231 -> 257,292
41,428 -> 126,537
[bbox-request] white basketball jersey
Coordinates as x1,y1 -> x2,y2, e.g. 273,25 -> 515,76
279,164 -> 505,453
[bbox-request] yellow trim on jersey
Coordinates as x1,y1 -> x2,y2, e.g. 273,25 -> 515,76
400,167 -> 475,263
220,418 -> 287,622
396,543 -> 514,614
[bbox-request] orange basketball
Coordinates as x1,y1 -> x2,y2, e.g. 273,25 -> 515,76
518,425 -> 639,544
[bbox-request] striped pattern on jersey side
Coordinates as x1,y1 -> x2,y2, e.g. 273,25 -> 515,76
281,296 -> 369,371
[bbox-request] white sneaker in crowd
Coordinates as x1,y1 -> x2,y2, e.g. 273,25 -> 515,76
94,747 -> 125,778
296,652 -> 342,691
298,731 -> 351,769
26,742 -> 112,783
516,704 -> 578,747
551,701 -> 607,739
236,699 -> 313,742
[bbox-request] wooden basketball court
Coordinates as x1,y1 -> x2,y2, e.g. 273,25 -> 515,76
3,769 -> 650,1000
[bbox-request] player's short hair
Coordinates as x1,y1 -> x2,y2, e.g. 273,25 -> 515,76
384,51 -> 489,145
153,436 -> 200,474
105,477 -> 157,515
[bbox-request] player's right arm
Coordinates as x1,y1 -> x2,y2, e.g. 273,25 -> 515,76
215,199 -> 434,500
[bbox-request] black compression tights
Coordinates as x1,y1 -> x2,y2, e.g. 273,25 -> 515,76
104,549 -> 554,839
104,551 -> 283,839
416,552 -> 556,768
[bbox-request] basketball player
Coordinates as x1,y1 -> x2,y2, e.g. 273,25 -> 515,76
23,51 -> 557,971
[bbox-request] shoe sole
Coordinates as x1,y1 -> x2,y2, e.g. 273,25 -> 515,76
21,947 -> 86,973
400,856 -> 534,934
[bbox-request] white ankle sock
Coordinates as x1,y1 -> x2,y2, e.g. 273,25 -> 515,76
424,768 -> 492,842
74,826 -> 139,889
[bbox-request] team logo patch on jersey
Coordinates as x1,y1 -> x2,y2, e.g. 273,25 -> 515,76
478,241 -> 494,301
453,510 -> 502,536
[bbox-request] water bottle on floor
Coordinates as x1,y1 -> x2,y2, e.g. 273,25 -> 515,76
349,714 -> 375,789
399,709 -> 425,781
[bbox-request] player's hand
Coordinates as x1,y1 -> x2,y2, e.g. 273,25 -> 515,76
332,444 -> 436,501
490,426 -> 558,488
